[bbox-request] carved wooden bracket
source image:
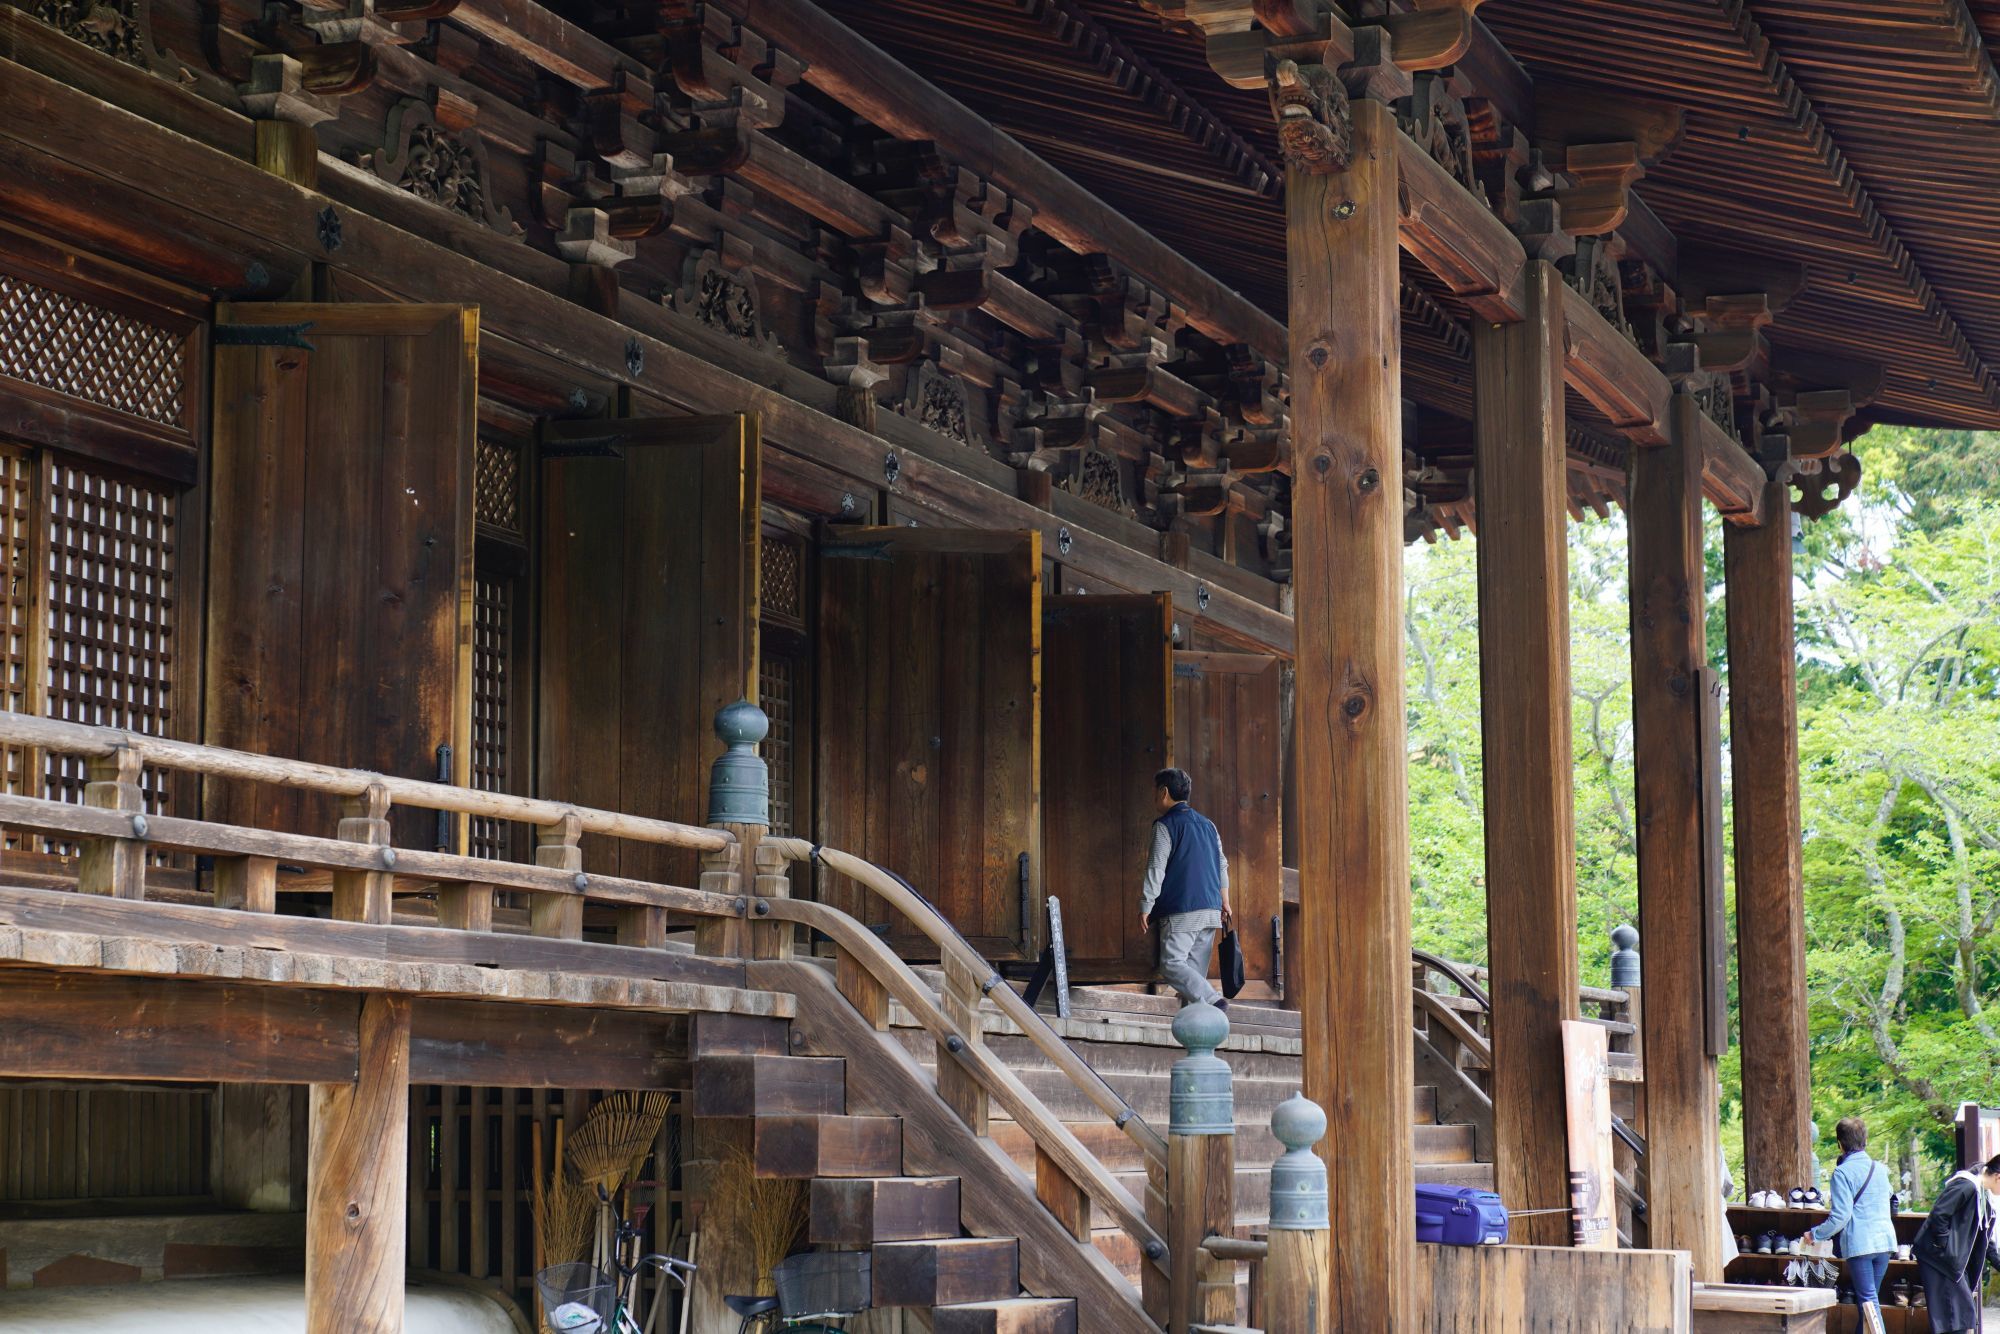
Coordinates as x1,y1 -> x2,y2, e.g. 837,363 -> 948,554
1548,140 -> 1643,235
1691,293 -> 1774,375
1364,0 -> 1488,73
365,96 -> 522,239
1268,58 -> 1353,175
1138,0 -> 1353,89
29,0 -> 187,78
1791,452 -> 1861,519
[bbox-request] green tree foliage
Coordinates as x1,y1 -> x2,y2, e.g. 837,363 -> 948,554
1403,427 -> 2000,1197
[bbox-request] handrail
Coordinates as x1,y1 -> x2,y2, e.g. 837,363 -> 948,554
1412,947 -> 1490,1009
1412,985 -> 1492,1067
0,713 -> 729,852
758,893 -> 1171,1274
766,836 -> 1170,1168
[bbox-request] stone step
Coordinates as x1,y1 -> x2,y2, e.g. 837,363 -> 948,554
872,1237 -> 1021,1307
809,1176 -> 961,1245
752,1114 -> 902,1179
930,1297 -> 1078,1334
693,1054 -> 845,1118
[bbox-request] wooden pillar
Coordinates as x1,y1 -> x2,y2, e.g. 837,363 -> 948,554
307,993 -> 411,1334
1725,479 -> 1813,1195
1286,92 -> 1414,1326
1627,393 -> 1725,1279
1472,261 -> 1579,1244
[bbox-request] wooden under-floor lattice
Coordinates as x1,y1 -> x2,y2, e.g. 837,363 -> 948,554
408,1086 -> 685,1325
0,1083 -> 211,1203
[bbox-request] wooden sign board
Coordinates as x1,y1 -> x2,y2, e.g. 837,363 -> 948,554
1562,1019 -> 1617,1249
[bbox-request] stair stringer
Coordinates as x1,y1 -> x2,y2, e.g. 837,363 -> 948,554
750,959 -> 1157,1334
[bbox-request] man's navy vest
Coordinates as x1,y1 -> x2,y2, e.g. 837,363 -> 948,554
1152,802 -> 1225,918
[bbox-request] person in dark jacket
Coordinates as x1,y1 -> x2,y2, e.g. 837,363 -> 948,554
1137,768 -> 1232,1009
1913,1153 -> 2000,1332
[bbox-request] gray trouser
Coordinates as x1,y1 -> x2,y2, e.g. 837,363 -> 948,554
1158,923 -> 1221,1006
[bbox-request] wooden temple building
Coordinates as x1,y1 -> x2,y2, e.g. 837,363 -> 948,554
0,0 -> 1993,1328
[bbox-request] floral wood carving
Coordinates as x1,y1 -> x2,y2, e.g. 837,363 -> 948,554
671,253 -> 778,354
904,360 -> 969,444
1268,60 -> 1352,176
1398,74 -> 1480,202
1059,448 -> 1128,515
1564,235 -> 1634,348
32,0 -> 184,78
1689,371 -> 1740,445
367,101 -> 521,239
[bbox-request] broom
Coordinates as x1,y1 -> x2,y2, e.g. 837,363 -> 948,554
566,1092 -> 673,1272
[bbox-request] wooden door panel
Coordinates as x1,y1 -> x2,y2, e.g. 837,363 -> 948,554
1173,650 -> 1283,998
1042,594 -> 1173,981
206,303 -> 476,848
538,413 -> 759,886
817,527 -> 1041,960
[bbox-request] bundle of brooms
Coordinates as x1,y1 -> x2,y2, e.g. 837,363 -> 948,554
534,1093 -> 673,1331
705,1145 -> 806,1298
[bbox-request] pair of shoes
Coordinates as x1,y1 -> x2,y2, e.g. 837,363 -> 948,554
1751,1189 -> 1787,1208
1755,1231 -> 1782,1254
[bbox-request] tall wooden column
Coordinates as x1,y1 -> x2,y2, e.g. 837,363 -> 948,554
1627,394 -> 1725,1279
1725,479 -> 1813,1194
1473,261 -> 1579,1244
307,993 -> 411,1334
1286,92 -> 1414,1326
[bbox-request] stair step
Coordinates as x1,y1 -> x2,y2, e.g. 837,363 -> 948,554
1415,1160 -> 1496,1190
810,1176 -> 960,1245
1414,1085 -> 1437,1125
693,1054 -> 845,1117
754,1115 -> 903,1179
872,1237 -> 1020,1306
931,1298 -> 1077,1334
691,1012 -> 792,1057
1414,1122 -> 1476,1164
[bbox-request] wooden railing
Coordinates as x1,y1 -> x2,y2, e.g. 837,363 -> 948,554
762,838 -> 1171,1277
0,710 -> 1173,1298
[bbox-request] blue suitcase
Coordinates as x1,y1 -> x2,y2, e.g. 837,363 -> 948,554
1414,1183 -> 1509,1245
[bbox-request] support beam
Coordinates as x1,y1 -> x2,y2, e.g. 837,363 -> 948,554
1724,478 -> 1813,1195
1473,260 -> 1579,1245
1627,393 -> 1725,1281
307,992 -> 410,1334
1287,95 -> 1415,1327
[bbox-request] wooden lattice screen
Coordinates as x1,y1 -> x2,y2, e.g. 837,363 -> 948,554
470,574 -> 513,860
42,458 -> 178,814
0,1083 -> 211,1202
758,534 -> 807,841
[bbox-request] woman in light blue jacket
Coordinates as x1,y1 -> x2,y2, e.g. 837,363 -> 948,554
1809,1116 -> 1900,1323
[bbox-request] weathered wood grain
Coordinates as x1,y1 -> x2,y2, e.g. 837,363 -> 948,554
1287,97 -> 1416,1326
1473,260 -> 1580,1244
307,993 -> 409,1334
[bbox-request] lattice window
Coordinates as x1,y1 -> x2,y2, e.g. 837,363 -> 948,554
475,437 -> 521,536
0,447 -> 36,800
0,273 -> 184,428
758,651 -> 795,837
470,575 -> 512,859
761,536 -> 803,629
43,460 -> 176,816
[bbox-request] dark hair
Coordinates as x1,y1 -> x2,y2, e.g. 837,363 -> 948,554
1985,1153 -> 2000,1176
1154,768 -> 1192,803
1836,1117 -> 1868,1153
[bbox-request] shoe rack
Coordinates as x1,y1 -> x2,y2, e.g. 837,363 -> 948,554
1725,1203 -> 1933,1334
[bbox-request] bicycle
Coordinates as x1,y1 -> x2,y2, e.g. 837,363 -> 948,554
537,1208 -> 696,1334
725,1250 -> 871,1333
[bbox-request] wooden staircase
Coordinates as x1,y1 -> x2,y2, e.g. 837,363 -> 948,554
690,1009 -> 1084,1333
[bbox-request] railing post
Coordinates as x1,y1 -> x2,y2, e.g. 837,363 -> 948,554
698,700 -> 769,959
1610,924 -> 1643,1063
1262,1094 -> 1331,1334
332,782 -> 393,925
938,955 -> 990,1135
1168,1002 -> 1236,1334
78,742 -> 146,899
530,811 -> 584,939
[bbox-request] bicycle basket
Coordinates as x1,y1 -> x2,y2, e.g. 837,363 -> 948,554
536,1262 -> 619,1331
773,1250 -> 871,1319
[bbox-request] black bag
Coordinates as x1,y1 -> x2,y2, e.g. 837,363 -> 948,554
1217,927 -> 1246,999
